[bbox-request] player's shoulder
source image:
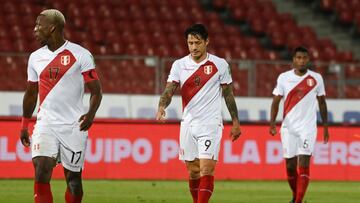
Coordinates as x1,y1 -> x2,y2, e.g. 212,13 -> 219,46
308,69 -> 324,81
278,69 -> 293,79
29,46 -> 47,58
28,46 -> 50,64
176,55 -> 189,63
208,53 -> 228,69
172,55 -> 189,67
66,41 -> 92,55
208,53 -> 227,64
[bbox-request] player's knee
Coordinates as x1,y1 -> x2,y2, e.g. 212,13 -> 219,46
34,164 -> 53,182
187,166 -> 200,179
67,178 -> 83,195
189,170 -> 200,179
200,166 -> 215,176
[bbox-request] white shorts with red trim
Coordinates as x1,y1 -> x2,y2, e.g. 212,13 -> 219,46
280,127 -> 317,158
179,124 -> 223,161
31,123 -> 88,172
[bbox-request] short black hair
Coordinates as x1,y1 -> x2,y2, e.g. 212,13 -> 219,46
292,46 -> 309,57
184,24 -> 208,40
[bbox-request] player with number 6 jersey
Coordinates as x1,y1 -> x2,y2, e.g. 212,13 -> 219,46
269,46 -> 329,203
20,9 -> 102,203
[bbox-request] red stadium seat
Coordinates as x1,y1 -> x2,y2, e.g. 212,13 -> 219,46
344,64 -> 360,79
320,0 -> 335,12
270,30 -> 286,48
345,85 -> 360,98
337,51 -> 354,62
144,7 -> 159,20
212,0 -> 227,10
113,7 -> 128,20
0,39 -> 14,52
159,5 -> 175,20
0,0 -> 356,96
231,6 -> 247,22
337,10 -> 354,25
249,16 -> 266,35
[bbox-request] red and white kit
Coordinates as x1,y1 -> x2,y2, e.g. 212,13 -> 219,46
27,41 -> 98,171
273,69 -> 325,158
167,53 -> 232,160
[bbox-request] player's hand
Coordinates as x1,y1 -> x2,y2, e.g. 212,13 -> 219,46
78,113 -> 94,131
20,129 -> 30,147
269,124 -> 277,136
323,126 -> 329,144
230,122 -> 241,142
155,107 -> 166,122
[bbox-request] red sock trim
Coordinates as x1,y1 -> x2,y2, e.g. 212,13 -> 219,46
296,167 -> 310,203
198,175 -> 214,203
34,182 -> 53,203
189,179 -> 200,203
298,167 -> 310,177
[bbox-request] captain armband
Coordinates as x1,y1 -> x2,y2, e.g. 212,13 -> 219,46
82,69 -> 99,83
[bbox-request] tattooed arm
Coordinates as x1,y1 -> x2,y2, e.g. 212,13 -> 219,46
222,84 -> 241,141
156,82 -> 179,122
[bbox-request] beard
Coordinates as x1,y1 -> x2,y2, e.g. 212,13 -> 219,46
298,66 -> 307,73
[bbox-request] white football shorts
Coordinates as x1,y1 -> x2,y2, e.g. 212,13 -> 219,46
280,127 -> 317,158
179,124 -> 223,161
31,123 -> 88,172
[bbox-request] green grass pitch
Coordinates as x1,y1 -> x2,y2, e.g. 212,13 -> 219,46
0,179 -> 358,203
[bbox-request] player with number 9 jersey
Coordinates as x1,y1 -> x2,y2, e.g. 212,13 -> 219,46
156,24 -> 241,203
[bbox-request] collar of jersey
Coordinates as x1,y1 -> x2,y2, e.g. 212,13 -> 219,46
46,40 -> 69,55
292,68 -> 309,78
188,53 -> 209,66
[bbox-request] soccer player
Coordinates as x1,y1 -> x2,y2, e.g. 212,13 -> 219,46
156,24 -> 241,203
269,46 -> 329,203
19,9 -> 102,203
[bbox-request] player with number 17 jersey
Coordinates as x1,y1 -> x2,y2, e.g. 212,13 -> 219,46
27,40 -> 99,173
27,40 -> 97,126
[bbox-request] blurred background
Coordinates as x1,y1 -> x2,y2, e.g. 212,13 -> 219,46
0,0 -> 359,97
0,0 -> 359,184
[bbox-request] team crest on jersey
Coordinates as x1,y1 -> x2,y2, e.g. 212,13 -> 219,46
204,65 -> 212,75
307,78 -> 315,86
60,55 -> 71,66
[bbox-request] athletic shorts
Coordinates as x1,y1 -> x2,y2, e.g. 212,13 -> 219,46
179,124 -> 223,161
280,127 -> 317,158
31,123 -> 88,172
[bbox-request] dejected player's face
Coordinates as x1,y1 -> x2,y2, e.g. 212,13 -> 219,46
187,34 -> 208,62
33,15 -> 53,46
293,52 -> 310,73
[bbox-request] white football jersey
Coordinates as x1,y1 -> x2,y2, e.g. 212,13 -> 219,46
27,41 -> 96,125
167,53 -> 232,126
273,69 -> 325,133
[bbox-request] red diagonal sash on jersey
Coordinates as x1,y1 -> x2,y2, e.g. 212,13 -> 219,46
39,49 -> 76,105
283,75 -> 317,119
181,61 -> 218,110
